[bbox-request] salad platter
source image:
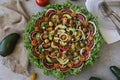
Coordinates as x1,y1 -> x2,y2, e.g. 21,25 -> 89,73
24,1 -> 103,78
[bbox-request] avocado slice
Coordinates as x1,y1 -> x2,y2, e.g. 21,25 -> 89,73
46,55 -> 52,63
60,41 -> 67,46
55,24 -> 67,30
49,31 -> 54,40
68,35 -> 72,41
67,28 -> 75,32
58,58 -> 69,65
71,43 -> 75,51
63,14 -> 72,19
36,33 -> 40,40
57,30 -> 65,34
40,22 -> 48,27
54,37 -> 59,43
51,14 -> 58,19
73,56 -> 79,60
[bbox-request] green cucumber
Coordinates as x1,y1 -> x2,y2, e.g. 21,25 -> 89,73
89,77 -> 101,80
110,66 -> 120,80
0,33 -> 20,57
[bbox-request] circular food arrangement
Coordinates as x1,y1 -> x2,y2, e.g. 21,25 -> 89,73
24,2 -> 104,78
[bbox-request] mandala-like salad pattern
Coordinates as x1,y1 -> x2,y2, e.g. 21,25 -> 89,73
24,2 -> 104,78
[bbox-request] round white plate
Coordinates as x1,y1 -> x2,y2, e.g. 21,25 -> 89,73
85,0 -> 115,30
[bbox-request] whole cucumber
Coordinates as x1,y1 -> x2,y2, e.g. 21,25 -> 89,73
89,77 -> 101,80
110,66 -> 120,80
0,33 -> 20,57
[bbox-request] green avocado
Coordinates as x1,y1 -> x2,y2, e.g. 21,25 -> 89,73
89,77 -> 101,80
110,66 -> 120,80
0,33 -> 20,57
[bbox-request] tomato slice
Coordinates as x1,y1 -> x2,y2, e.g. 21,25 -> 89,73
76,14 -> 86,23
88,21 -> 96,35
35,18 -> 44,34
43,62 -> 55,69
33,46 -> 39,57
30,31 -> 37,41
89,40 -> 95,49
59,46 -> 70,51
68,40 -> 72,46
83,50 -> 90,60
35,18 -> 44,27
86,30 -> 91,39
30,31 -> 43,41
45,9 -> 56,17
72,60 -> 83,68
59,65 -> 70,72
85,39 -> 95,49
61,9 -> 73,14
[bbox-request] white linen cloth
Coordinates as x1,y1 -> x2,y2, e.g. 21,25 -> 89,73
0,0 -> 29,77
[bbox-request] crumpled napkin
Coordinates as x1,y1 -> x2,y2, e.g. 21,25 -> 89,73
0,0 -> 29,76
85,0 -> 120,44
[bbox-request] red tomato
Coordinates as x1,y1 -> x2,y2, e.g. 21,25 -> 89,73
36,0 -> 49,7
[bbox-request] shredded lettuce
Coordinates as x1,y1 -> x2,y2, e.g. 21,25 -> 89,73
24,1 -> 104,79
